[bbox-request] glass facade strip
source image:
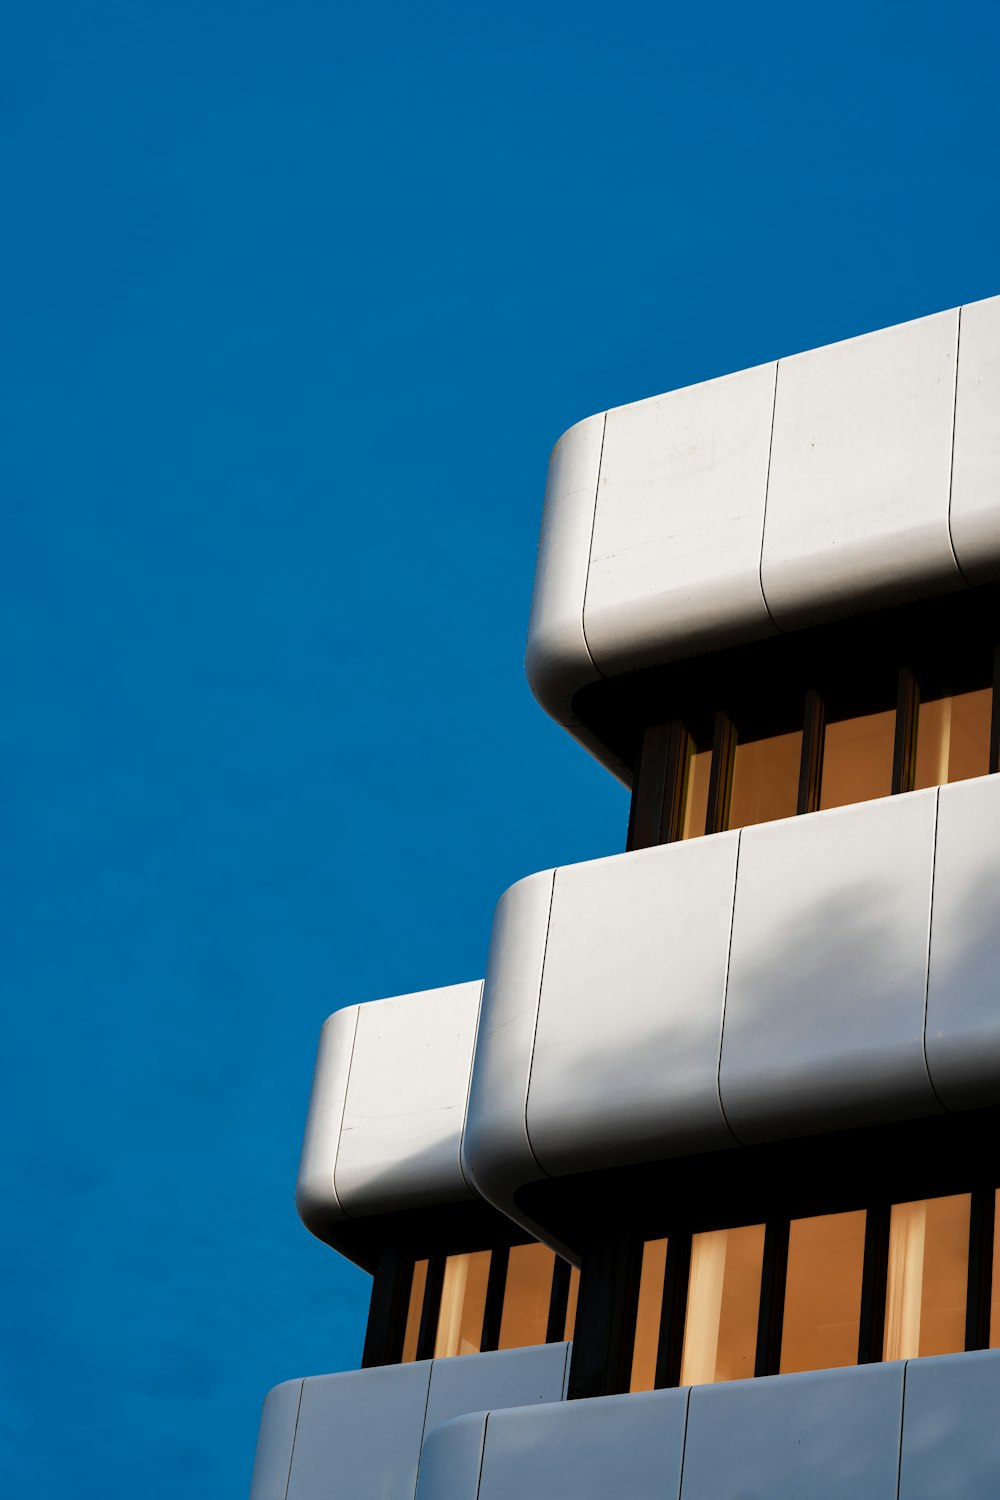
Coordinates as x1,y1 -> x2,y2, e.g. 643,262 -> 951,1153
564,1265 -> 580,1341
630,1238 -> 668,1392
780,1210 -> 866,1374
681,748 -> 712,839
820,709 -> 896,810
680,1224 -> 764,1385
991,1192 -> 999,1350
728,730 -> 802,830
498,1243 -> 556,1350
884,1196 -> 970,1360
434,1251 -> 491,1358
401,1258 -> 428,1362
913,688 -> 992,789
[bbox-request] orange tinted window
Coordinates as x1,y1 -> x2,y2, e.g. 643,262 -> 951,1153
498,1243 -> 555,1350
780,1211 -> 866,1374
630,1239 -> 667,1391
729,731 -> 801,830
884,1196 -> 970,1360
564,1266 -> 580,1342
914,688 -> 991,788
820,709 -> 895,810
434,1251 -> 491,1358
680,1224 -> 765,1385
401,1259 -> 428,1362
682,747 -> 712,839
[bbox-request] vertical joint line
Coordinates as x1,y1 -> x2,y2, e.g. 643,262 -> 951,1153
758,360 -> 782,632
523,870 -> 557,1180
580,411 -> 608,673
946,305 -> 970,585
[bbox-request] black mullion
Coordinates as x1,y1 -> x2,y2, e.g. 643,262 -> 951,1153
627,723 -> 672,851
991,645 -> 1000,776
755,1219 -> 789,1377
892,666 -> 919,795
858,1204 -> 890,1364
479,1247 -> 508,1352
705,711 -> 735,835
798,689 -> 826,815
567,1234 -> 643,1400
546,1256 -> 572,1344
655,1233 -> 691,1388
966,1188 -> 995,1351
415,1253 -> 445,1361
361,1248 -> 414,1367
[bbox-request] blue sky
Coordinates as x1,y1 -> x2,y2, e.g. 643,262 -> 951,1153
2,2 -> 998,1495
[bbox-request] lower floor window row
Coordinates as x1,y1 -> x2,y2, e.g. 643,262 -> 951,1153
628,1190 -> 1000,1392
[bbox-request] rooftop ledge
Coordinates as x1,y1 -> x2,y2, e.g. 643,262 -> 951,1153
527,295 -> 1000,783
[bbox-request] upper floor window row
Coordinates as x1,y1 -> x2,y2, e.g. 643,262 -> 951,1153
628,648 -> 999,851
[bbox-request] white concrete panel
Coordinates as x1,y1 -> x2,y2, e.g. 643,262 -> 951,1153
295,1006 -> 359,1242
526,837 -> 739,1176
585,363 -> 777,673
898,1350 -> 1000,1500
720,792 -> 941,1142
248,1379 -> 302,1500
478,1389 -> 689,1500
424,1344 -> 569,1434
285,1363 -> 432,1500
925,775 -> 1000,1110
334,983 -> 481,1218
762,308 -> 963,626
525,413 -> 604,728
951,295 -> 1000,582
414,1413 -> 488,1500
461,871 -> 560,1253
680,1363 -> 905,1500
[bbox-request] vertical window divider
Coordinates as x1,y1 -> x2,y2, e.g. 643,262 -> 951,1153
567,1235 -> 643,1399
892,667 -> 919,795
546,1256 -> 572,1344
705,711 -> 735,835
655,1232 -> 692,1389
479,1246 -> 508,1352
965,1188 -> 995,1351
627,723 -> 673,851
755,1219 -> 789,1377
415,1253 -> 445,1362
990,644 -> 1000,775
661,721 -> 692,844
798,688 -> 825,815
361,1248 -> 415,1367
858,1203 -> 890,1364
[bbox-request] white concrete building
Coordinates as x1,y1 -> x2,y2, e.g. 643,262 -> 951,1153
250,297 -> 1000,1500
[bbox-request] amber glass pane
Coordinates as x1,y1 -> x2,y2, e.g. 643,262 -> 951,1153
990,1192 -> 1000,1350
728,730 -> 802,830
883,1195 -> 970,1360
680,1224 -> 765,1386
820,709 -> 895,810
630,1239 -> 668,1391
401,1258 -> 428,1362
434,1251 -> 491,1358
780,1210 -> 865,1374
682,748 -> 712,840
564,1265 -> 580,1341
498,1243 -> 555,1350
914,688 -> 992,789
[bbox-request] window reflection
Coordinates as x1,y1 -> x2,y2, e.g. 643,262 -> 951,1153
729,731 -> 801,830
630,1239 -> 668,1391
564,1265 -> 580,1341
914,689 -> 991,789
401,1258 -> 428,1362
434,1251 -> 490,1358
680,1224 -> 764,1385
820,709 -> 896,810
780,1211 -> 866,1374
498,1243 -> 555,1350
681,746 -> 712,839
883,1196 -> 970,1360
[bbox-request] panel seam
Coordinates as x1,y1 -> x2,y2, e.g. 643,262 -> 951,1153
281,1379 -> 304,1500
922,790 -> 948,1112
523,869 -> 558,1180
580,411 -> 608,678
331,1006 -> 361,1221
946,305 -> 971,585
675,1386 -> 693,1500
412,1363 -> 436,1500
894,1361 -> 909,1500
458,980 -> 486,1196
474,1411 -> 490,1500
715,831 -> 743,1145
757,360 -> 782,634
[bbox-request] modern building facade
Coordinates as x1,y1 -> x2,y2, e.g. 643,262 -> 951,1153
249,296 -> 1000,1500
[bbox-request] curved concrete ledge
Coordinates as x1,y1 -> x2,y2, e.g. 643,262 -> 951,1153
527,296 -> 1000,779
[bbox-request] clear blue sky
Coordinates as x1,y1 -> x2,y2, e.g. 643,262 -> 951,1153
2,3 -> 997,1496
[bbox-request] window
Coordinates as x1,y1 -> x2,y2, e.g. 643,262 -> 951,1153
498,1243 -> 557,1350
680,1224 -> 764,1385
630,1239 -> 667,1391
819,710 -> 895,810
780,1211 -> 866,1374
913,689 -> 992,789
435,1251 -> 491,1358
729,732 -> 802,829
883,1196 -> 970,1360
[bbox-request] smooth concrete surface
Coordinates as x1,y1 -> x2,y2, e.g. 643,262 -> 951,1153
897,1349 -> 1000,1500
416,1355 -> 1000,1500
761,308 -> 962,626
252,1345 -> 569,1500
951,296 -> 1000,584
296,982 -> 481,1245
720,790 -> 941,1142
585,361 -> 777,673
925,775 -> 1000,1109
525,834 -> 739,1174
525,296 -> 1000,774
